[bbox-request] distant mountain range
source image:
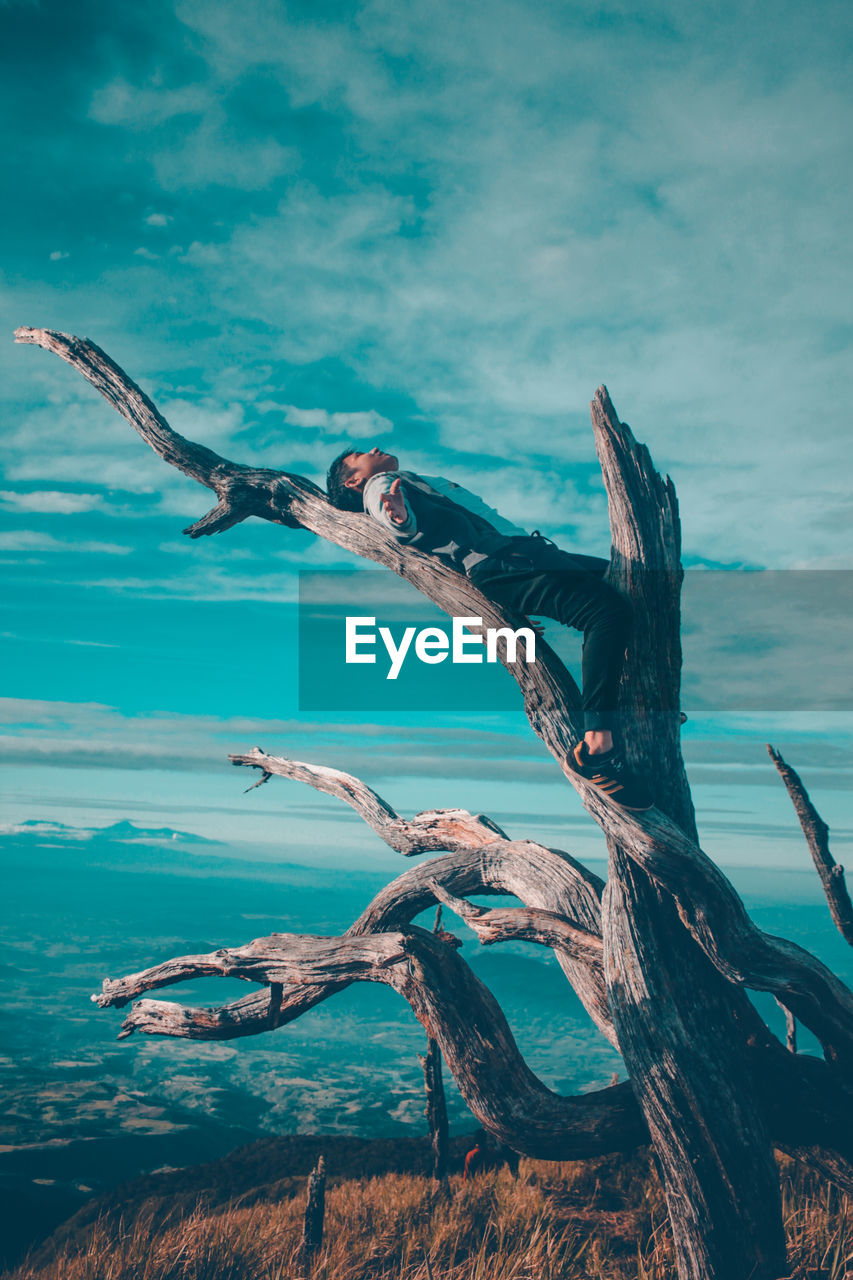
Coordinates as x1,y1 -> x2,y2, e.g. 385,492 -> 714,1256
4,818 -> 222,846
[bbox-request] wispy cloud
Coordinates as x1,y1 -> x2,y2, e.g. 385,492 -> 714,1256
269,404 -> 393,439
0,531 -> 132,554
0,489 -> 104,514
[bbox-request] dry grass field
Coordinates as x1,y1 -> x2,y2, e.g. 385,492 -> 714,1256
7,1151 -> 851,1280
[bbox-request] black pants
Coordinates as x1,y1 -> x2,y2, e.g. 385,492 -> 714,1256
469,535 -> 632,732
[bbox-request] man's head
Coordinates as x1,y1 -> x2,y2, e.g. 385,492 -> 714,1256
326,445 -> 398,511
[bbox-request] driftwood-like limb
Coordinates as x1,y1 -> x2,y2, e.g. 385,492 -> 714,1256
229,749 -> 511,855
14,328 -> 238,493
592,387 -> 695,837
768,743 -> 853,947
757,1039 -> 853,1193
104,846 -> 613,1044
95,927 -> 648,1161
230,750 -> 604,930
598,804 -> 853,1066
230,752 -> 614,1039
231,749 -> 853,1067
15,328 -> 587,768
92,920 -> 853,1180
352,847 -> 612,1039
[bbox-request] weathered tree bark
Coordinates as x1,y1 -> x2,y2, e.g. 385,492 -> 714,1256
230,751 -> 612,1039
17,327 -> 853,1280
229,749 -> 853,1066
94,926 -> 649,1159
594,389 -> 785,1280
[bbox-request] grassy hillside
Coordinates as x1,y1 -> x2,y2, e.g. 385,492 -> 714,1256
5,1145 -> 851,1280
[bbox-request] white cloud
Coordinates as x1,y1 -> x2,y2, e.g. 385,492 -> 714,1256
0,531 -> 132,555
7,0 -> 851,579
0,490 -> 104,514
266,404 -> 393,439
158,397 -> 245,444
48,250 -> 69,261
0,820 -> 95,840
88,78 -> 209,127
132,0 -> 849,568
145,213 -> 172,227
154,120 -> 298,191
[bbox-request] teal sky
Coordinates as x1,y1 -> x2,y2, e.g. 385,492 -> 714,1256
1,0 -> 852,872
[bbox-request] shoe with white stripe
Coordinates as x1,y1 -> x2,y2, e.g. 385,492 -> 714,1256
571,742 -> 653,811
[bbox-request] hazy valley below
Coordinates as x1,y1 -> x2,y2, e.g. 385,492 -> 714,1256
2,818 -> 850,1266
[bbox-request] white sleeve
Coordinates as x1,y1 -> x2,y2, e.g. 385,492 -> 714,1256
363,472 -> 417,538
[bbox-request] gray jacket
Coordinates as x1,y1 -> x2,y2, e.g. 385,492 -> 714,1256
363,471 -> 528,573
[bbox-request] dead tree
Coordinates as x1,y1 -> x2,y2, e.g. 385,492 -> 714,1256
15,326 -> 853,1280
297,1154 -> 326,1276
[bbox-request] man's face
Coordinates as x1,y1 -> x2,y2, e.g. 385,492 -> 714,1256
342,446 -> 398,493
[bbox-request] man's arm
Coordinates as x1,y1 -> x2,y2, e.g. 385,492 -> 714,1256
363,472 -> 417,538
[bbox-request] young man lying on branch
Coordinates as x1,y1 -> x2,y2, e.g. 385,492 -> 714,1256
327,446 -> 652,811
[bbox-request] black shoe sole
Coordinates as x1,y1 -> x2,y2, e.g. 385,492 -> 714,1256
570,744 -> 653,812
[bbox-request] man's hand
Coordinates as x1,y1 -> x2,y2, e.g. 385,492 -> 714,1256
524,616 -> 545,639
379,477 -> 408,524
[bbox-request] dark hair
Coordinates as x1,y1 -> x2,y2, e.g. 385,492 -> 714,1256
326,445 -> 362,511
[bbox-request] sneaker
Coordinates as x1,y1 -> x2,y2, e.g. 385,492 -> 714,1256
571,742 -> 653,812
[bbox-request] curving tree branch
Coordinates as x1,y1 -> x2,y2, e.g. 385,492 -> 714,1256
230,749 -> 853,1066
92,918 -> 853,1181
229,749 -> 514,855
94,925 -> 647,1161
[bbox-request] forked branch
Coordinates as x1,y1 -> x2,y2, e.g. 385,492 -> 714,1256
231,749 -> 853,1066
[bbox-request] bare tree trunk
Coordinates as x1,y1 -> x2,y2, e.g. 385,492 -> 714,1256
605,850 -> 786,1279
593,390 -> 786,1280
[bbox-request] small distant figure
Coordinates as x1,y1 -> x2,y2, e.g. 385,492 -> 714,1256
461,1132 -> 519,1181
462,1142 -> 485,1183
